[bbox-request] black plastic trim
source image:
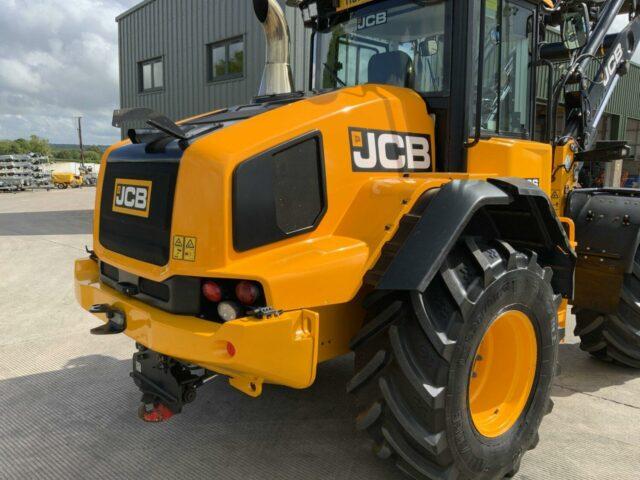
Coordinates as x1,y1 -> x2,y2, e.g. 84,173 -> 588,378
378,178 -> 576,298
99,261 -> 201,315
378,180 -> 511,291
99,150 -> 180,266
232,131 -> 328,252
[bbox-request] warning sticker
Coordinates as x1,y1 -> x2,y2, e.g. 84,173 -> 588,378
184,237 -> 197,262
551,191 -> 560,199
172,236 -> 185,260
173,235 -> 197,262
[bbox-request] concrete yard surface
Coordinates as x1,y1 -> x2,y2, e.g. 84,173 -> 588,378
0,188 -> 639,480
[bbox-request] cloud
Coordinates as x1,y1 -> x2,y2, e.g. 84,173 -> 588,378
0,3 -> 638,146
0,0 -> 139,145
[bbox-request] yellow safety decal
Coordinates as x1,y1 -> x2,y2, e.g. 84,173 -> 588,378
184,237 -> 197,262
112,179 -> 152,218
337,0 -> 375,12
172,235 -> 197,262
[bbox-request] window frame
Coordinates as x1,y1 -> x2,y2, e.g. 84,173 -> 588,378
472,0 -> 537,140
311,0 -> 453,96
626,117 -> 640,160
207,35 -> 246,83
138,56 -> 164,94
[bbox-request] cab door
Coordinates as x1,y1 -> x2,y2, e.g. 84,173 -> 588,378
466,0 -> 552,195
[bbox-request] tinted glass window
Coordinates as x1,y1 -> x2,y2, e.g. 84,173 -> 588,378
212,46 -> 226,77
209,37 -> 245,82
153,61 -> 163,88
142,63 -> 152,90
139,57 -> 163,92
315,0 -> 448,93
626,118 -> 640,160
228,41 -> 244,75
470,0 -> 534,137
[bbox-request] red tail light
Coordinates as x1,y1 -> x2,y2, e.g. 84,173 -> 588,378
202,281 -> 222,303
235,281 -> 261,305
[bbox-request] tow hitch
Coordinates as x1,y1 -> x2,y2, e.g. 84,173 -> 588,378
89,304 -> 126,335
131,345 -> 216,423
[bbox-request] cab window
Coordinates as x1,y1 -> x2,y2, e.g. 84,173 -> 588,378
315,0 -> 449,94
470,0 -> 534,137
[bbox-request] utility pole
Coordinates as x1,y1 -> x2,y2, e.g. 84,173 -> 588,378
75,116 -> 85,169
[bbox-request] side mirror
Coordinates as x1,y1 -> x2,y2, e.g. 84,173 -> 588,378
420,37 -> 440,57
561,10 -> 589,50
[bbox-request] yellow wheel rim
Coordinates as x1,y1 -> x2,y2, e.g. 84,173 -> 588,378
468,310 -> 538,438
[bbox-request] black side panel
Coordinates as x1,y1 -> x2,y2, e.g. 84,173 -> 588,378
377,178 -> 576,297
377,180 -> 511,291
99,143 -> 181,266
100,262 -> 201,315
567,188 -> 640,312
485,177 -> 576,298
233,132 -> 326,251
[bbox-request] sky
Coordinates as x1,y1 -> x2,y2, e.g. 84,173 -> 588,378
0,2 -> 638,145
0,0 -> 139,145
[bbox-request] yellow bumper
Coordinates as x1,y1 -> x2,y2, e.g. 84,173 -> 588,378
74,258 -> 319,396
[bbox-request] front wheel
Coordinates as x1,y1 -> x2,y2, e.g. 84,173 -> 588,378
349,238 -> 559,480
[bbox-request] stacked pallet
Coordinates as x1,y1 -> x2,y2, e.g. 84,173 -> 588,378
0,154 -> 51,191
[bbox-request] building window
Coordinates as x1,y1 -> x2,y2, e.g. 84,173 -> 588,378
626,118 -> 640,160
595,113 -> 616,141
209,37 -> 244,82
139,57 -> 164,92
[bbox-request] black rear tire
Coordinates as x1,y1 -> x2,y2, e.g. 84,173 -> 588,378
349,237 -> 559,480
574,249 -> 640,368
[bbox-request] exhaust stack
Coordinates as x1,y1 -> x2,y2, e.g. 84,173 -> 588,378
253,0 -> 294,96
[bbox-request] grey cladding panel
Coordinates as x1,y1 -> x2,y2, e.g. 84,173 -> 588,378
118,0 -> 310,135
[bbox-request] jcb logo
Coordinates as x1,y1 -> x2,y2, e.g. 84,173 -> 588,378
112,179 -> 152,218
357,12 -> 387,30
350,128 -> 432,172
603,43 -> 624,87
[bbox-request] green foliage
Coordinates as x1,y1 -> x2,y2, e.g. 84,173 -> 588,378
0,136 -> 104,163
52,149 -> 101,163
0,135 -> 51,156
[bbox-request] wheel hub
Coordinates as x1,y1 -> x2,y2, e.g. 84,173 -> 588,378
468,310 -> 538,438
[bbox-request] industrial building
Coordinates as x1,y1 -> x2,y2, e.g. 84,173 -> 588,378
117,0 -> 311,126
116,0 -> 640,184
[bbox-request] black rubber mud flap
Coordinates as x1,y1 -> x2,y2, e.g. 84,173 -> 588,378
376,178 -> 575,299
567,188 -> 640,313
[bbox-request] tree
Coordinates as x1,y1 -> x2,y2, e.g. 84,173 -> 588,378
27,135 -> 51,155
0,136 -> 52,156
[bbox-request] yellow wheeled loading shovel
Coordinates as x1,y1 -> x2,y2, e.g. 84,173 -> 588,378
75,0 -> 640,478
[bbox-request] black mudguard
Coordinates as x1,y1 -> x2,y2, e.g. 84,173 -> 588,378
566,188 -> 640,313
376,178 -> 576,298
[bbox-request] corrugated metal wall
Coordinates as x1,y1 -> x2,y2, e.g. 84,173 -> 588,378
118,0 -> 311,130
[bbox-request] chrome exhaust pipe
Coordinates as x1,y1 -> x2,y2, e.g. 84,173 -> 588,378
253,0 -> 294,96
